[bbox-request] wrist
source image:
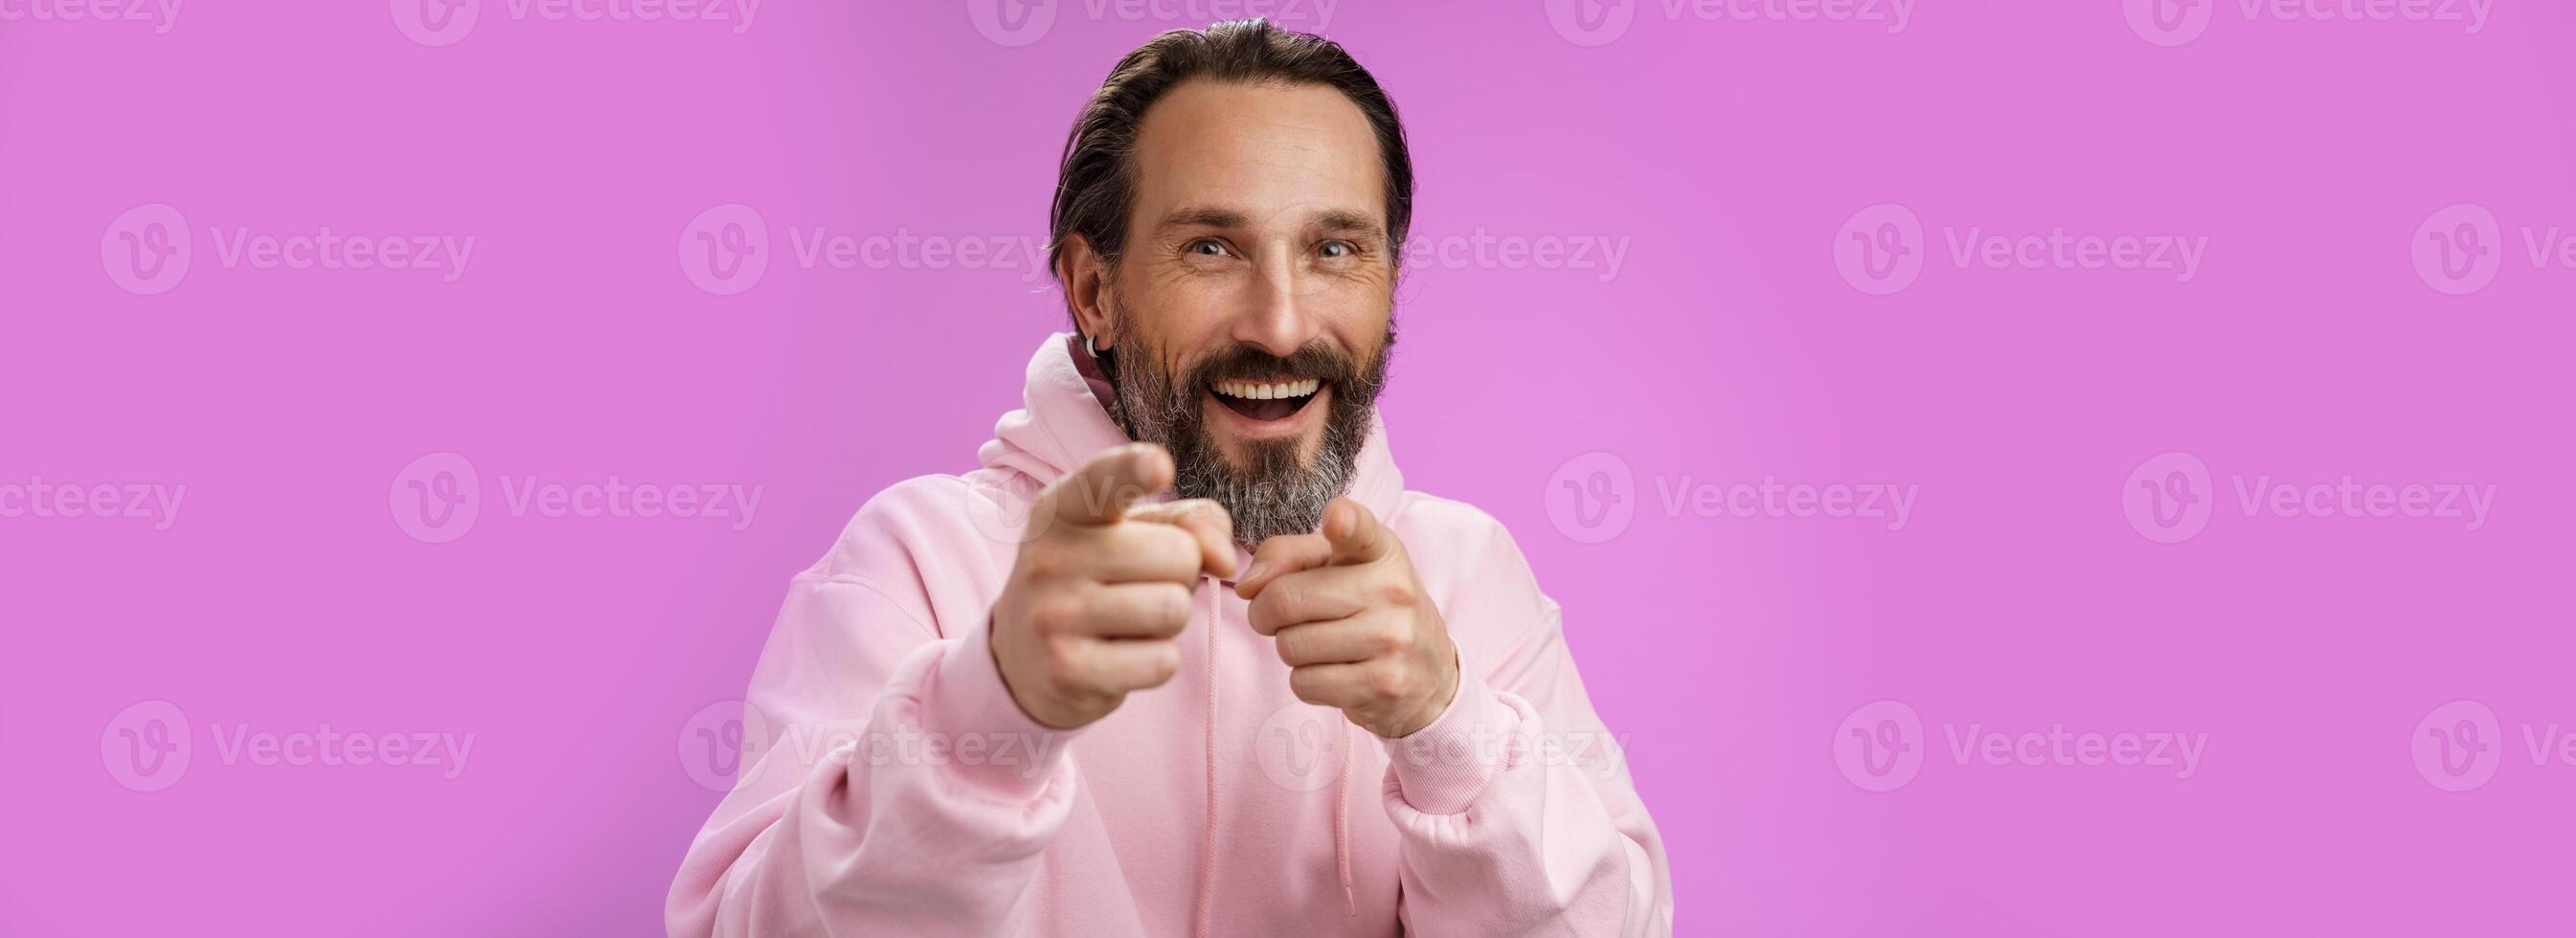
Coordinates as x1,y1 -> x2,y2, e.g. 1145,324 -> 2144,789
1382,660 -> 1517,815
1390,641 -> 1460,738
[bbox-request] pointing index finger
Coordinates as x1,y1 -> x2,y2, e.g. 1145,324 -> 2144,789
1322,498 -> 1394,566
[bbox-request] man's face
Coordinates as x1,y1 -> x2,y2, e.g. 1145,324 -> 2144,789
1091,78 -> 1397,544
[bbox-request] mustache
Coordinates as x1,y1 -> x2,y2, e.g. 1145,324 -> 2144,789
1178,342 -> 1375,391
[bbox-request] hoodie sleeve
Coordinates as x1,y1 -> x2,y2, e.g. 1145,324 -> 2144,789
666,480 -> 1078,937
1382,513 -> 1675,937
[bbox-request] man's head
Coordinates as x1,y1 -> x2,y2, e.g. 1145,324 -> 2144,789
1049,19 -> 1412,546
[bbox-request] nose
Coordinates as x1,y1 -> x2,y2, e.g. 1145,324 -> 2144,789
1229,245 -> 1322,359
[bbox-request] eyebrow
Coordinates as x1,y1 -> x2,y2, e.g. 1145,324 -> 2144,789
1314,211 -> 1390,245
1153,207 -> 1248,237
1151,206 -> 1390,244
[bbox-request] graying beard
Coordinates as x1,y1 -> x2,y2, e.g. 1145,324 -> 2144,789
1109,354 -> 1371,547
1171,416 -> 1361,545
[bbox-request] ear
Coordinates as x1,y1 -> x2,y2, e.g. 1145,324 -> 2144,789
1058,234 -> 1116,350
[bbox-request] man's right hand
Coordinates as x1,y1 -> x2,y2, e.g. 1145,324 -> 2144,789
990,443 -> 1237,730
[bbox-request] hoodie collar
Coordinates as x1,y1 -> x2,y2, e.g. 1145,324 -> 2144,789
976,332 -> 1406,559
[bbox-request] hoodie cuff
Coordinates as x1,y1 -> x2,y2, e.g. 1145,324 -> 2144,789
1383,657 -> 1521,815
916,622 -> 1079,801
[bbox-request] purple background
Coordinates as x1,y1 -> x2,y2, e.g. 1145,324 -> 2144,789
6,0 -> 2573,934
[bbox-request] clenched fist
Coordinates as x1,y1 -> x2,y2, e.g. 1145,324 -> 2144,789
1235,499 -> 1458,739
990,444 -> 1237,730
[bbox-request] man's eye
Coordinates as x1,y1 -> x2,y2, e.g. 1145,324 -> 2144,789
1319,240 -> 1354,259
1186,239 -> 1230,257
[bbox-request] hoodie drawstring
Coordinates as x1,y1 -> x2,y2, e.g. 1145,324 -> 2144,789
1335,721 -> 1356,916
1195,579 -> 1361,934
1195,583 -> 1220,938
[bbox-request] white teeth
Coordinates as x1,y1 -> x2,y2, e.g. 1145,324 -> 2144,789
1214,379 -> 1321,400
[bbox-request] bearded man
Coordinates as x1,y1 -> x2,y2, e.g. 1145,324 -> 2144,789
668,19 -> 1672,937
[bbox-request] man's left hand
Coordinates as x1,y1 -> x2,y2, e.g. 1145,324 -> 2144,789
1236,499 -> 1458,739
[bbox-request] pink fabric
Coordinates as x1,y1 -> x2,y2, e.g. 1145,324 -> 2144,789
665,333 -> 1673,936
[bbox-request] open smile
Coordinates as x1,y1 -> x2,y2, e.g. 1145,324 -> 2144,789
1206,377 -> 1327,436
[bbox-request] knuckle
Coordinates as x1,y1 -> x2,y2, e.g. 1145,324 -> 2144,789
1022,545 -> 1068,581
1378,627 -> 1412,656
1150,585 -> 1193,629
1158,529 -> 1202,570
1275,582 -> 1307,618
1142,644 -> 1182,686
1376,579 -> 1415,607
1195,502 -> 1234,535
1153,584 -> 1186,618
1367,665 -> 1408,701
1045,641 -> 1085,682
1029,593 -> 1080,638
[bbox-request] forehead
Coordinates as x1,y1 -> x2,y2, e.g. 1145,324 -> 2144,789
1129,78 -> 1386,229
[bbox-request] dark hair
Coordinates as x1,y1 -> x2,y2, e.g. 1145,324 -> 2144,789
1046,19 -> 1414,317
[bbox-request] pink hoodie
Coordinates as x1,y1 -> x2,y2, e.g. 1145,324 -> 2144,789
667,334 -> 1673,936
